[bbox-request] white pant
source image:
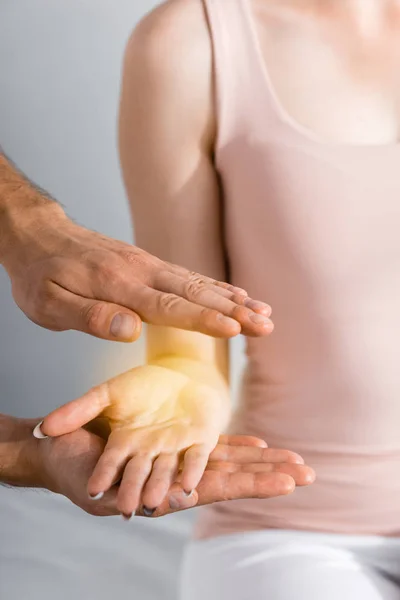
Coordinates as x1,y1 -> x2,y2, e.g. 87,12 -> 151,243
180,530 -> 400,600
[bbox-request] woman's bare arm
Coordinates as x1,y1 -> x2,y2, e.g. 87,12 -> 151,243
119,0 -> 273,382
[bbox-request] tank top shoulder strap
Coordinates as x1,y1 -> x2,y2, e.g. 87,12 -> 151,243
202,0 -> 278,157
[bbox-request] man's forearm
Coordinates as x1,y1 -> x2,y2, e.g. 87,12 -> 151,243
0,414 -> 44,488
0,152 -> 65,267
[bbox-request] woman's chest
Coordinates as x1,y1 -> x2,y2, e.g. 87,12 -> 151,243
252,1 -> 400,144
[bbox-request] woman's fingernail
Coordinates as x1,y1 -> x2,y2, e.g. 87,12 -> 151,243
110,314 -> 137,340
169,490 -> 194,510
88,492 -> 104,501
121,513 -> 132,521
168,495 -> 181,510
33,421 -> 48,439
250,314 -> 272,326
143,506 -> 156,517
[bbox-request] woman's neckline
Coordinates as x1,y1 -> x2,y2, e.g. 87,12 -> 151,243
241,0 -> 400,152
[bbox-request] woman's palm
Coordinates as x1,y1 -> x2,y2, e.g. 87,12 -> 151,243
42,364 -> 230,516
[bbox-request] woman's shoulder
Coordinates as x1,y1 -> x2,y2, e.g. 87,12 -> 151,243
128,0 -> 212,64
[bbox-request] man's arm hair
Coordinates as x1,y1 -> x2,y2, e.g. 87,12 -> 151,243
0,148 -> 59,206
0,150 -> 64,265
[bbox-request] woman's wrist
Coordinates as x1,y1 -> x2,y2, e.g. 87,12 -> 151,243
149,356 -> 230,400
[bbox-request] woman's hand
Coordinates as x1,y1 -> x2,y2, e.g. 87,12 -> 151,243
37,364 -> 231,516
26,422 -> 315,518
150,435 -> 315,518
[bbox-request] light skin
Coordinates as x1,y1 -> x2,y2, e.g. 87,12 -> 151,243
0,152 -> 273,341
0,2 -> 289,511
37,0 -> 303,518
0,133 -> 271,505
1,414 -> 315,518
250,0 -> 400,145
10,0 -> 399,518
37,0 -> 400,515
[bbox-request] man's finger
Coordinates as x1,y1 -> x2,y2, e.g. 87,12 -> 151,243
151,470 -> 297,517
154,272 -> 249,306
195,470 -> 297,504
129,287 -> 273,338
136,482 -> 199,517
154,271 -> 272,318
161,264 -> 250,300
47,283 -> 142,342
216,435 -> 268,448
206,461 -> 316,486
132,286 -> 241,337
209,445 -> 305,465
38,386 -> 110,438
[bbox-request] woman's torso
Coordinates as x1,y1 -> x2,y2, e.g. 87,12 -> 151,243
196,0 -> 400,539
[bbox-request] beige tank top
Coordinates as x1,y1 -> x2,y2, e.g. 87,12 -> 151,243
196,0 -> 400,539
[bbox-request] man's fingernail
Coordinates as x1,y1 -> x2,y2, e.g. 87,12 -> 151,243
110,314 -> 137,340
245,299 -> 271,314
249,314 -> 273,326
230,286 -> 247,296
217,314 -> 239,328
89,492 -> 104,501
143,506 -> 156,517
121,513 -> 132,521
33,421 -> 48,439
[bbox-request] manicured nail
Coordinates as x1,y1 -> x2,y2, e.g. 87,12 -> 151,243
250,314 -> 272,326
168,495 -> 181,510
169,490 -> 194,510
110,314 -> 137,340
143,506 -> 156,517
33,421 -> 48,439
121,513 -> 132,521
88,492 -> 104,501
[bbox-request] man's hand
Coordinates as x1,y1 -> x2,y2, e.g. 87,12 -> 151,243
0,154 -> 273,340
140,435 -> 316,519
34,426 -> 315,518
0,415 -> 315,517
37,363 -> 232,515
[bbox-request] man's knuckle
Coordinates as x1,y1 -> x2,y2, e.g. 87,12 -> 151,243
183,272 -> 211,299
119,248 -> 144,266
82,302 -> 105,331
158,293 -> 181,311
119,248 -> 159,286
89,257 -> 121,289
184,279 -> 202,299
198,306 -> 218,324
35,283 -> 58,315
102,266 -> 122,288
189,271 -> 207,286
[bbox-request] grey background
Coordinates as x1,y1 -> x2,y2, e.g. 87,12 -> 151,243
0,2 -> 245,599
